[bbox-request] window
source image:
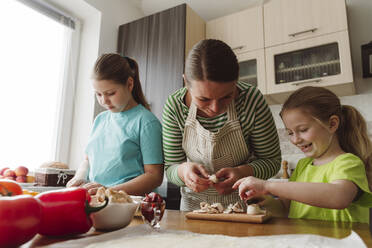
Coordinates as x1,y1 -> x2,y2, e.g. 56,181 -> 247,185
0,0 -> 79,171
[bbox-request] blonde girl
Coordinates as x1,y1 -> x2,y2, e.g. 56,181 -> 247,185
233,86 -> 372,223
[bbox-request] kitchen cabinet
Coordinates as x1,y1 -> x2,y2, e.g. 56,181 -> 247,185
118,4 -> 205,210
118,4 -> 205,121
264,0 -> 348,47
206,6 -> 264,55
204,0 -> 354,103
265,31 -> 354,103
237,49 -> 266,94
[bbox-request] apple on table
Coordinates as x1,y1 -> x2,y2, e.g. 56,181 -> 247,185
0,167 -> 10,176
0,166 -> 29,182
14,166 -> 29,183
3,169 -> 16,181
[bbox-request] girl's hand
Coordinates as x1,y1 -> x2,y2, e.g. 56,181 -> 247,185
66,177 -> 88,188
178,162 -> 211,193
82,182 -> 104,195
213,167 -> 242,195
232,176 -> 269,200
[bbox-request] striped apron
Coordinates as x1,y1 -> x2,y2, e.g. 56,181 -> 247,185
180,100 -> 250,211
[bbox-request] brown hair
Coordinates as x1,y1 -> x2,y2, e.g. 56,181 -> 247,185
93,53 -> 150,110
184,39 -> 239,84
280,86 -> 372,190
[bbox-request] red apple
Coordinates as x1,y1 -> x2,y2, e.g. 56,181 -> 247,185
0,167 -> 9,176
14,166 -> 29,177
16,176 -> 27,183
3,169 -> 16,178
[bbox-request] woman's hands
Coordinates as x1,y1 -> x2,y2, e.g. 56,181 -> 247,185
232,176 -> 269,200
213,167 -> 244,194
178,163 -> 255,195
178,162 -> 211,192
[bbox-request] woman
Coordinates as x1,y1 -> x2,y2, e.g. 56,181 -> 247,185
67,54 -> 164,196
162,39 -> 281,211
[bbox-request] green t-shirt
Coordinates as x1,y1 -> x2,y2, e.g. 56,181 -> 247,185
289,153 -> 372,223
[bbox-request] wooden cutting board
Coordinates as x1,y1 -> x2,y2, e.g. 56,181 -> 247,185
185,212 -> 271,223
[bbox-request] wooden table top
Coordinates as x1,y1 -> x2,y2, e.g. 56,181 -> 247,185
23,210 -> 372,247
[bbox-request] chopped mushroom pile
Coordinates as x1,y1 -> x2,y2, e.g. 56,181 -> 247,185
193,201 -> 265,215
90,187 -> 133,206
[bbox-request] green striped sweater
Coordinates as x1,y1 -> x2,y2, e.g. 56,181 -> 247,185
162,82 -> 281,186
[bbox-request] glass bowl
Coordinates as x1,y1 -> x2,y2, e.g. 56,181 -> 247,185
140,199 -> 165,229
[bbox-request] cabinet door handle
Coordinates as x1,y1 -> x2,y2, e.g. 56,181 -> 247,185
232,45 -> 245,51
291,78 -> 322,86
288,28 -> 318,37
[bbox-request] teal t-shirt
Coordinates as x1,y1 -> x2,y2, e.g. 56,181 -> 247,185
289,153 -> 372,223
85,104 -> 163,187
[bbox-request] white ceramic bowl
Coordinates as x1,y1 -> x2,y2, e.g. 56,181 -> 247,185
91,202 -> 139,231
130,196 -> 144,217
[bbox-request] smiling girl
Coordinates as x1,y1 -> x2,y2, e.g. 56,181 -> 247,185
67,54 -> 164,196
233,86 -> 372,223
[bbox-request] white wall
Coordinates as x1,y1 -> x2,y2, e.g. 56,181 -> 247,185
84,0 -> 144,54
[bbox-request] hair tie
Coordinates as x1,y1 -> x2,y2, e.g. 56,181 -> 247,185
121,55 -> 135,70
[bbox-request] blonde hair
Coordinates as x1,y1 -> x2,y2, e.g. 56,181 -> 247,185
280,86 -> 372,190
93,53 -> 150,110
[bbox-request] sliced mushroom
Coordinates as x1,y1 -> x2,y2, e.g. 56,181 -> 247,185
211,203 -> 224,213
246,204 -> 265,215
231,202 -> 244,213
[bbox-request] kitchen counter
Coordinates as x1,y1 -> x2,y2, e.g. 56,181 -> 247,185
23,210 -> 372,247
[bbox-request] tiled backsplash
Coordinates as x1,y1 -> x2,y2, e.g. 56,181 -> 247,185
269,93 -> 372,178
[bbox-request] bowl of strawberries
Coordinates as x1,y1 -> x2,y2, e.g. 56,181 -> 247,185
140,192 -> 165,229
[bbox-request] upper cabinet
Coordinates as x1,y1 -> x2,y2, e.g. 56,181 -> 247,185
205,0 -> 354,102
265,31 -> 354,101
206,6 -> 264,54
264,0 -> 348,47
237,49 -> 266,94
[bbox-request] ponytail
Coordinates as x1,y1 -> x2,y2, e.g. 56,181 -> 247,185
125,57 -> 151,110
338,105 -> 372,190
